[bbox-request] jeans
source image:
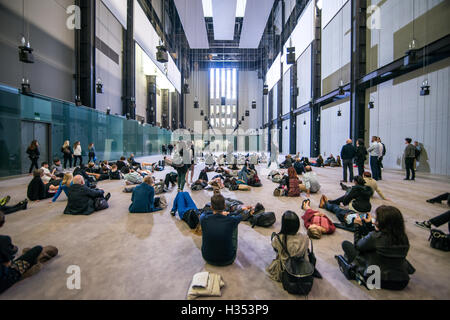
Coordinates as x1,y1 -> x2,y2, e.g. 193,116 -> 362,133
325,203 -> 353,225
29,158 -> 39,174
428,193 -> 450,205
356,163 -> 365,176
342,159 -> 354,182
430,211 -> 450,233
370,156 -> 380,180
74,155 -> 83,167
405,157 -> 415,180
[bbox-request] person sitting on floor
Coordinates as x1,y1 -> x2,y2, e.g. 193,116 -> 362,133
116,157 -> 128,171
324,154 -> 336,167
327,175 -> 373,213
287,167 -> 301,197
319,195 -> 374,232
299,166 -> 321,197
312,155 -> 324,168
301,199 -> 336,238
129,176 -> 162,213
50,158 -> 65,178
0,212 -> 58,294
0,196 -> 28,215
301,157 -> 311,166
63,175 -> 111,215
266,210 -> 310,282
339,205 -> 414,290
27,169 -> 52,201
200,191 -> 242,266
238,161 -> 251,184
340,172 -> 389,201
294,158 -> 306,174
108,164 -> 122,180
280,155 -> 293,169
50,173 -> 73,203
84,162 -> 109,181
128,154 -> 141,170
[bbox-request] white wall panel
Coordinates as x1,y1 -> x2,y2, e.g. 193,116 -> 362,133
320,100 -> 350,158
297,45 -> 312,107
272,84 -> 278,120
282,69 -> 291,115
368,59 -> 450,176
266,53 -> 281,91
101,0 -> 127,28
296,112 -> 311,158
322,0 -> 349,28
282,120 -> 290,155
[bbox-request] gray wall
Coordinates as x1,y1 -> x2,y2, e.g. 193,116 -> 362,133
0,0 -> 75,102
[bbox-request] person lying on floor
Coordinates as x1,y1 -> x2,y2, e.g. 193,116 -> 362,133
27,169 -> 53,201
340,172 -> 389,201
0,196 -> 28,215
0,212 -> 58,294
129,176 -> 162,213
238,161 -> 251,184
64,175 -> 111,215
122,167 -> 144,185
84,162 -> 110,182
339,205 -> 414,290
49,173 -> 73,203
327,175 -> 373,213
300,199 -> 336,239
318,195 -> 374,233
170,192 -> 200,228
266,210 -> 311,282
200,190 -> 242,266
294,157 -> 306,174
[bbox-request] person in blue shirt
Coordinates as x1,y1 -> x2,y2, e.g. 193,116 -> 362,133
200,190 -> 242,266
129,176 -> 161,213
50,173 -> 73,203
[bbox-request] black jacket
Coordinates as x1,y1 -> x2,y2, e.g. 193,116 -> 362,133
354,228 -> 411,284
64,184 -> 104,215
27,177 -> 49,201
355,146 -> 368,165
26,147 -> 40,160
342,185 -> 373,213
341,144 -> 356,160
61,146 -> 73,157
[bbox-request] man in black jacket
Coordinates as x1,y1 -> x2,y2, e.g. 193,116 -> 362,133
327,176 -> 373,213
340,139 -> 356,183
64,175 -> 110,215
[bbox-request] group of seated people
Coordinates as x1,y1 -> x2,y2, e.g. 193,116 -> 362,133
271,165 -> 321,198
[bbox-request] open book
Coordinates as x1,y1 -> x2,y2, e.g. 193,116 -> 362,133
191,272 -> 209,288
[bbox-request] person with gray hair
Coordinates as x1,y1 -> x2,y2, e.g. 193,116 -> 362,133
299,166 -> 321,197
64,175 -> 110,215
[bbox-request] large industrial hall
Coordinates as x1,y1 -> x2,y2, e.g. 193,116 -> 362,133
0,0 -> 449,303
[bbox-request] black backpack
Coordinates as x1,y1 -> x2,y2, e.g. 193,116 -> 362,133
182,209 -> 199,229
94,197 -> 109,211
275,234 -> 315,296
429,229 -> 450,251
248,211 -> 276,228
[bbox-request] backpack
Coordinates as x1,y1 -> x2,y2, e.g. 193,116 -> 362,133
272,174 -> 283,184
248,212 -> 276,228
429,229 -> 450,251
273,187 -> 286,197
94,197 -> 109,211
158,195 -> 167,209
182,209 -> 200,229
276,234 -> 315,296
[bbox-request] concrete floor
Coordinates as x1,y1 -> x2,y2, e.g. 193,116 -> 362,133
0,155 -> 449,300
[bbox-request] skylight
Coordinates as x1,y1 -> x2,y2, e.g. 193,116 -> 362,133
202,0 -> 247,18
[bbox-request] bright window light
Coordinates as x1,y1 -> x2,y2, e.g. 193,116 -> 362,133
210,69 -> 215,99
221,68 -> 225,97
236,0 -> 247,17
227,69 -> 231,99
202,0 -> 213,17
232,69 -> 237,99
316,0 -> 323,10
215,69 -> 220,98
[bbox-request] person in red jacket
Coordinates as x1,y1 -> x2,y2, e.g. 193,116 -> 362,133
301,199 -> 336,239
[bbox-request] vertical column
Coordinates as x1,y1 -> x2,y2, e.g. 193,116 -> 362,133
75,0 -> 96,108
310,4 -> 322,158
161,89 -> 169,128
146,75 -> 157,125
350,0 -> 367,141
123,0 -> 136,119
290,62 -> 297,154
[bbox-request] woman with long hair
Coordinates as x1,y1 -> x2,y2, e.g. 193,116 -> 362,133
267,211 -> 310,282
26,140 -> 40,174
49,173 -> 73,203
61,140 -> 73,169
341,205 -> 412,290
73,141 -> 82,167
287,167 -> 300,197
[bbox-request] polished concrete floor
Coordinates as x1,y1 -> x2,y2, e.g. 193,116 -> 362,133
0,155 -> 449,300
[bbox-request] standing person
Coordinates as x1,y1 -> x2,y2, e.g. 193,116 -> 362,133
88,143 -> 96,163
188,142 -> 196,184
340,139 -> 356,183
355,139 -> 368,177
267,138 -> 279,168
367,136 -> 382,181
26,140 -> 40,174
161,144 -> 167,155
73,141 -> 82,167
377,137 -> 386,180
413,141 -> 421,170
403,138 -> 416,181
61,140 -> 73,169
168,143 -> 174,155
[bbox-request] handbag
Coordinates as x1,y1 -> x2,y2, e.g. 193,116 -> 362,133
429,229 -> 450,251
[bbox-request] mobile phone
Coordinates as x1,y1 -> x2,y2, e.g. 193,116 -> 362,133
359,213 -> 368,219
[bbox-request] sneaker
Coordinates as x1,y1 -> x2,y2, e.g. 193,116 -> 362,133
170,211 -> 176,217
319,195 -> 328,209
104,192 -> 111,201
426,199 -> 437,204
0,195 -> 11,206
340,183 -> 347,191
301,199 -> 310,210
403,178 -> 410,181
415,221 -> 431,230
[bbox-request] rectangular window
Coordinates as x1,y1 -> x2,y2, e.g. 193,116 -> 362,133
216,69 -> 220,99
227,118 -> 231,126
221,69 -> 225,97
210,105 -> 214,115
232,69 -> 237,99
227,105 -> 231,115
232,118 -> 236,127
232,105 -> 236,114
227,69 -> 231,99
